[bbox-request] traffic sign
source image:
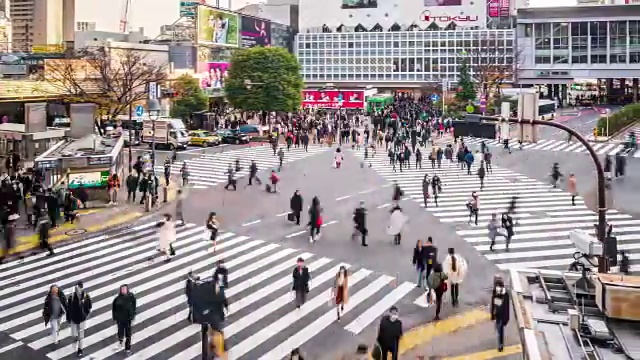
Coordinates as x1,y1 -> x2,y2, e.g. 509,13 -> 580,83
430,94 -> 440,102
135,105 -> 144,117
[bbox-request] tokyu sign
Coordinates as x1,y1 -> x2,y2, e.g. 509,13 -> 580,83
421,10 -> 480,24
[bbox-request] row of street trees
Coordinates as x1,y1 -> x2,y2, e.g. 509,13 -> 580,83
44,45 -> 304,121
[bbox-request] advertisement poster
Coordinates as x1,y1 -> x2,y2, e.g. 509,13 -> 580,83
487,0 -> 509,17
341,0 -> 377,8
68,171 -> 110,189
200,62 -> 229,90
424,0 -> 462,6
240,16 -> 271,48
197,6 -> 239,47
302,90 -> 365,109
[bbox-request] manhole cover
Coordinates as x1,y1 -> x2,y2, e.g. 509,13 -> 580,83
65,229 -> 87,236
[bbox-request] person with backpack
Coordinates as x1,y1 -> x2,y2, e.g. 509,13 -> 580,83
427,263 -> 448,320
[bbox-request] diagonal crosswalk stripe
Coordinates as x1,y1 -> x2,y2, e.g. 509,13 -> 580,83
460,136 -> 632,156
155,144 -> 330,188
0,217 -> 420,359
354,146 -> 640,273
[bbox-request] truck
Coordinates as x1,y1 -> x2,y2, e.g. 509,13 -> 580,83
142,118 -> 191,150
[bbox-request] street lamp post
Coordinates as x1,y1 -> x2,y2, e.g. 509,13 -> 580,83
147,98 -> 161,171
482,115 -> 609,273
128,103 -> 133,173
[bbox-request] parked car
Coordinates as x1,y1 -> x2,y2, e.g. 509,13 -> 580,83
189,130 -> 222,147
217,129 -> 250,144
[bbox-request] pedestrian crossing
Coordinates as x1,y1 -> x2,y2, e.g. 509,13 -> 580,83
155,145 -> 330,189
0,220 -> 418,360
460,137 -> 640,157
354,150 -> 640,273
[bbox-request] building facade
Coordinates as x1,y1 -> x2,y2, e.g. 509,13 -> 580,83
296,29 -> 515,87
517,5 -> 640,84
9,0 -> 75,52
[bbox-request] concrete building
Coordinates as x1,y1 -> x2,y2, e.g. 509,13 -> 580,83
74,29 -> 148,50
76,21 -> 96,32
8,0 -> 75,52
0,12 -> 10,53
237,3 -> 297,28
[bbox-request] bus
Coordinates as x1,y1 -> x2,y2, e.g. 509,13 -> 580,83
538,100 -> 557,119
366,94 -> 394,113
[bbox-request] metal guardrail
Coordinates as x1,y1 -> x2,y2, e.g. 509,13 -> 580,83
510,269 -> 543,360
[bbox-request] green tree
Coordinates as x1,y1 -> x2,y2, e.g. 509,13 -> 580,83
170,74 -> 208,119
224,47 -> 303,112
455,57 -> 476,103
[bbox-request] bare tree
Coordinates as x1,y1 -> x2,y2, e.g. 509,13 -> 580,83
43,46 -> 167,119
464,39 -> 522,98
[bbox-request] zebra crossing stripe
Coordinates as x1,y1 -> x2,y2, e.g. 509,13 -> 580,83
0,219 -> 420,359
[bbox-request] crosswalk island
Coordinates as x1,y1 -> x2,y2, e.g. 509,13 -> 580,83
354,148 -> 640,273
0,220 -> 419,360
156,144 -> 330,189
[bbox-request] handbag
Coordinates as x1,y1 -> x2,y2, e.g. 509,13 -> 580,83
169,243 -> 176,256
287,212 -> 295,222
316,215 -> 323,227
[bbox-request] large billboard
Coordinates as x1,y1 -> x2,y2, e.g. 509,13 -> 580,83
341,0 -> 378,9
240,16 -> 271,48
197,6 -> 239,47
200,62 -> 229,90
486,0 -> 510,17
302,90 -> 365,109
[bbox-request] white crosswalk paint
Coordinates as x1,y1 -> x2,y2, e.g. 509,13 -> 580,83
461,137 -> 631,156
354,147 -> 640,273
155,145 -> 329,188
0,219 -> 418,360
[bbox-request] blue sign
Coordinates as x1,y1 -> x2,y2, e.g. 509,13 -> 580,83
135,105 -> 144,117
430,94 -> 440,102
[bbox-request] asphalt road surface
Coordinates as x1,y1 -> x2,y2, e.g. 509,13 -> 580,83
538,105 -> 621,141
0,143 -> 508,360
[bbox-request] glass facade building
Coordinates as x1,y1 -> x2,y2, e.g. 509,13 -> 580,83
295,29 -> 516,84
524,20 -> 640,65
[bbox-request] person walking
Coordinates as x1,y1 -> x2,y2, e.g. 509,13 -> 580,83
387,205 -> 406,245
334,147 -> 344,169
427,263 -> 448,320
568,173 -> 578,206
374,306 -> 403,360
421,174 -> 430,208
412,240 -> 427,288
290,190 -> 303,225
488,213 -> 507,252
308,197 -> 323,243
206,212 -> 220,252
442,248 -> 467,307
107,174 -> 120,204
477,161 -> 486,190
247,160 -> 261,186
155,213 -> 175,262
213,259 -> 229,289
125,173 -> 138,203
185,271 -> 199,323
331,266 -> 350,321
38,214 -> 55,256
111,285 -> 136,355
292,257 -> 310,309
467,191 -> 479,225
501,213 -> 515,251
66,281 -> 92,357
352,201 -> 368,247
180,163 -> 189,187
490,275 -> 511,352
42,284 -> 67,345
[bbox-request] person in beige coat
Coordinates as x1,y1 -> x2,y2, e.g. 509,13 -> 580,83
332,266 -> 350,321
442,247 -> 467,307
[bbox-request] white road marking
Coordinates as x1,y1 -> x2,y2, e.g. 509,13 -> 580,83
377,203 -> 391,209
276,212 -> 290,217
0,342 -> 21,354
336,195 -> 351,201
242,220 -> 261,227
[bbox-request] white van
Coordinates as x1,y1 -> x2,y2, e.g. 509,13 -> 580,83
142,118 -> 190,150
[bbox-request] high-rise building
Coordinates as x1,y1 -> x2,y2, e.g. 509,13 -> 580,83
9,0 -> 75,52
76,21 -> 96,32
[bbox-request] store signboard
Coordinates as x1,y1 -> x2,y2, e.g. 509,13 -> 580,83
487,0 -> 510,17
302,90 -> 365,109
68,171 -> 110,189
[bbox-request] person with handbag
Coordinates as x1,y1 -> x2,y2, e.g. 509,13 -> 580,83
331,266 -> 350,321
289,190 -> 303,225
427,263 -> 448,320
442,248 -> 467,308
207,212 -> 220,252
308,197 -> 322,243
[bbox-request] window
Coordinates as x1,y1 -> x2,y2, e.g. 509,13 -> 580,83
535,56 -> 551,64
534,23 -> 551,50
590,21 -> 607,64
570,22 -> 588,64
610,21 -> 627,64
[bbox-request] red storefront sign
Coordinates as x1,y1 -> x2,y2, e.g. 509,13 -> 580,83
302,89 -> 365,109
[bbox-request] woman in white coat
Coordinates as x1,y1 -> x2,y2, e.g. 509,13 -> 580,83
156,213 -> 176,262
386,205 -> 407,245
334,147 -> 344,169
442,247 -> 467,307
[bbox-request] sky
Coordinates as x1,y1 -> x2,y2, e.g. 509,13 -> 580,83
75,0 -> 575,38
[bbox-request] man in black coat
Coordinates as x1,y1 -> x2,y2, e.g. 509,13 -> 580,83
353,201 -> 368,247
112,285 -> 136,354
292,257 -> 310,309
290,190 -> 303,225
66,281 -> 92,357
375,306 -> 403,360
490,275 -> 511,352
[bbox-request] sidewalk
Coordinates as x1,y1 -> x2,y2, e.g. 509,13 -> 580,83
9,181 -> 179,257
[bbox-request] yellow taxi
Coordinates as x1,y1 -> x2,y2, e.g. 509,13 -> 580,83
188,130 -> 221,147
